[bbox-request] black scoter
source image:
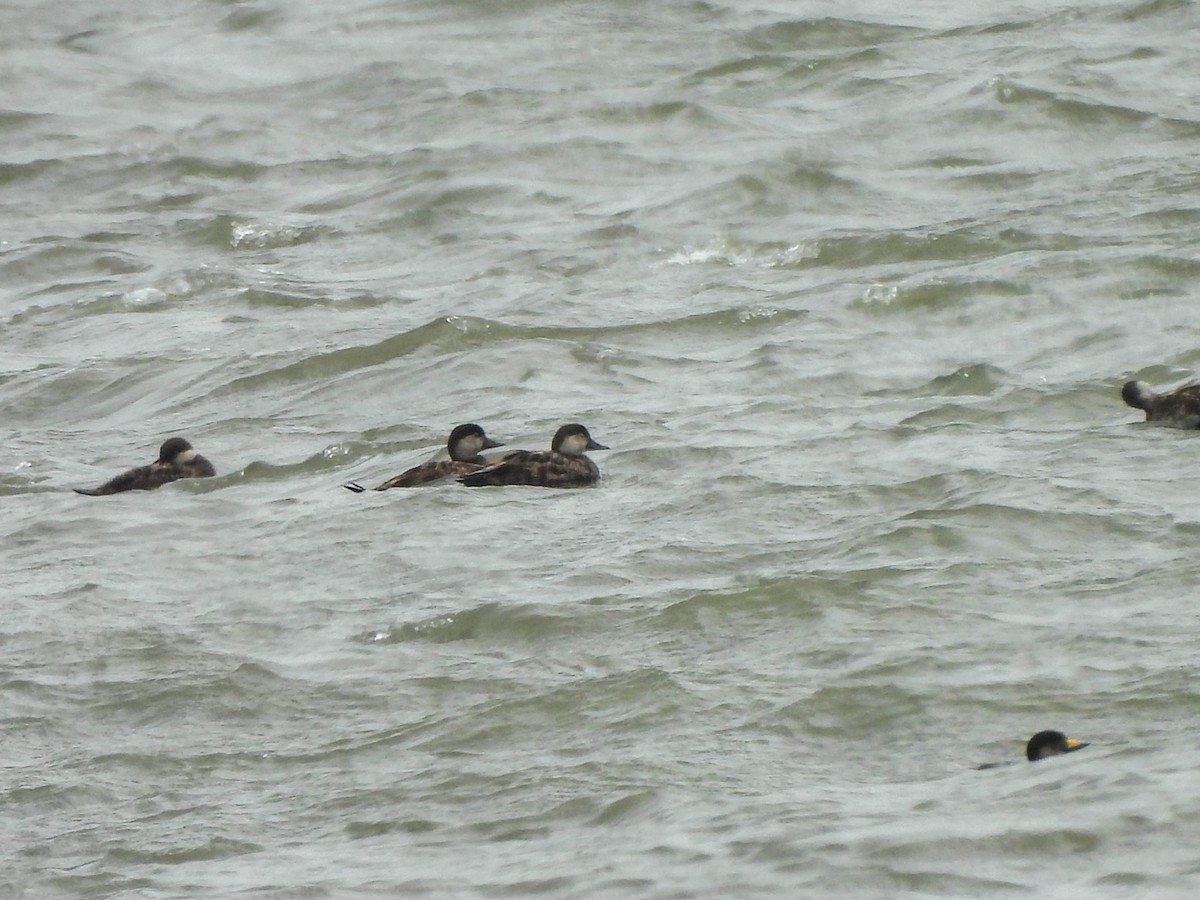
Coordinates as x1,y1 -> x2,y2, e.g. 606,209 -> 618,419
458,423 -> 607,488
344,423 -> 503,492
74,437 -> 215,496
1122,380 -> 1200,429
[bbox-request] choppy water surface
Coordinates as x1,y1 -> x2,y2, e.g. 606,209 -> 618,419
6,0 -> 1200,895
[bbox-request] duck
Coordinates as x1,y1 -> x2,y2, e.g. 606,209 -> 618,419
1122,380 -> 1200,429
458,423 -> 607,488
343,423 -> 504,492
975,730 -> 1089,769
74,437 -> 215,496
1026,730 -> 1088,762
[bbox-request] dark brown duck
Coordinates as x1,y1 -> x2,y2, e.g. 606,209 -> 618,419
458,423 -> 607,488
1123,380 -> 1200,429
344,423 -> 503,492
74,437 -> 215,496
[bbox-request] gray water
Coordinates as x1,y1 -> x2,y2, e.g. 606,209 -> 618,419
5,0 -> 1200,896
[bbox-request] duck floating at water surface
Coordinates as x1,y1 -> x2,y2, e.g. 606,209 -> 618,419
458,423 -> 608,488
1122,380 -> 1200,429
74,437 -> 215,496
344,423 -> 504,492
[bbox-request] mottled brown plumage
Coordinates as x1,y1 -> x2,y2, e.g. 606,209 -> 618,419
344,423 -> 503,492
1122,380 -> 1200,429
459,423 -> 607,488
74,437 -> 215,496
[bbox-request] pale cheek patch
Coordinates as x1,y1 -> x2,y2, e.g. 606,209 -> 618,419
177,449 -> 198,464
453,436 -> 483,459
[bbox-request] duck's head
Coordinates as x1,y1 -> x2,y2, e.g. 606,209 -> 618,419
1122,380 -> 1156,411
1026,730 -> 1088,762
448,423 -> 503,460
157,437 -> 198,465
551,423 -> 608,456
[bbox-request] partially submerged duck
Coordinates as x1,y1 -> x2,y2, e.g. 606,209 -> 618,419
458,423 -> 607,488
1026,730 -> 1088,762
74,437 -> 215,496
344,423 -> 503,492
1122,380 -> 1200,429
976,730 -> 1089,769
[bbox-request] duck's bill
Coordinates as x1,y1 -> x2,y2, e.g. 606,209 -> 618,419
1066,739 -> 1088,752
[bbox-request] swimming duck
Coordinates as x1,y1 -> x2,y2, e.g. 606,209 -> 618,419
1122,380 -> 1200,429
975,730 -> 1089,769
74,437 -> 215,496
1026,730 -> 1088,762
458,423 -> 607,488
343,423 -> 503,492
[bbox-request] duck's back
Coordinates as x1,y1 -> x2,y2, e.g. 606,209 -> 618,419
459,450 -> 599,487
373,458 -> 488,489
75,460 -> 206,495
1151,386 -> 1200,427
